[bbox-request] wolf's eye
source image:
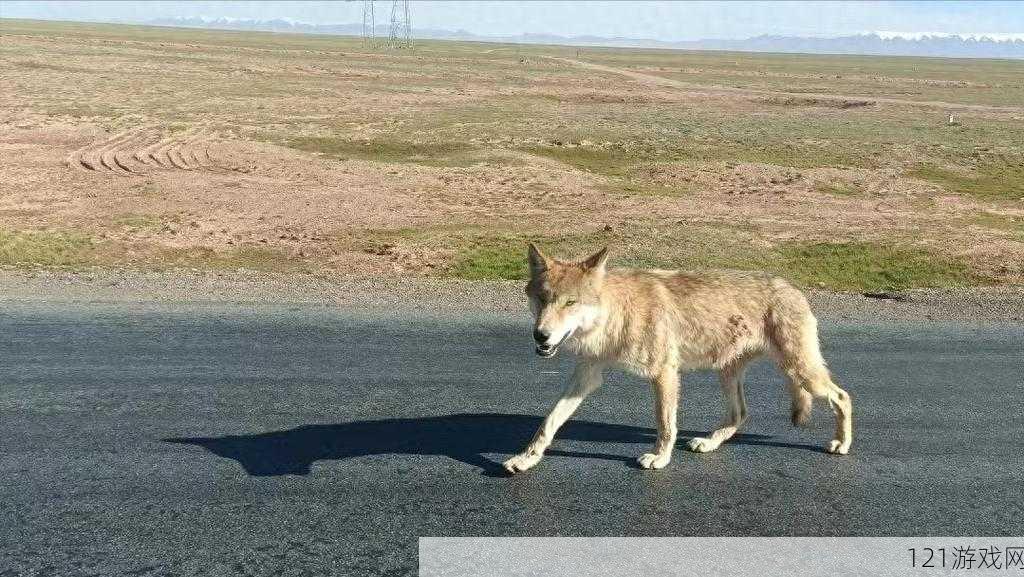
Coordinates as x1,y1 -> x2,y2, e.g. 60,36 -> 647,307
565,299 -> 577,307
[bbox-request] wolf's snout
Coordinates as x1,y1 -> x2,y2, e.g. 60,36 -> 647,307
533,328 -> 558,358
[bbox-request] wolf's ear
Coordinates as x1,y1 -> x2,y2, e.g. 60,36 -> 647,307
581,246 -> 609,273
527,242 -> 551,276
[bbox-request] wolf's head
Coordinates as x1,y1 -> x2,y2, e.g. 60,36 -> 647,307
525,243 -> 609,358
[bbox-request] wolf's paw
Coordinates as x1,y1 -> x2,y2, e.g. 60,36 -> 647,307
827,439 -> 851,455
637,452 -> 671,470
686,437 -> 720,453
503,452 -> 542,474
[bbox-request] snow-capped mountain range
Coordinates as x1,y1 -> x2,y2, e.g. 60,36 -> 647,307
140,17 -> 1024,59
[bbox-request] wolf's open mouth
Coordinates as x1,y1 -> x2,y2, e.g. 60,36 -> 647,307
535,344 -> 558,358
534,329 -> 573,358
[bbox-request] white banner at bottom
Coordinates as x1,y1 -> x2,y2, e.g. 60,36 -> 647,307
420,537 -> 1024,576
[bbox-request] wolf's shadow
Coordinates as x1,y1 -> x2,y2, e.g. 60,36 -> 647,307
164,413 -> 822,477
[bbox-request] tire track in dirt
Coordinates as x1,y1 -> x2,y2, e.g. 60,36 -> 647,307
549,56 -> 1024,113
67,126 -> 235,176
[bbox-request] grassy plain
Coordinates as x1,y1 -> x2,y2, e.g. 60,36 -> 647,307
1,18 -> 1022,290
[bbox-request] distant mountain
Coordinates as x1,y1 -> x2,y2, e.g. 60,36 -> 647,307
676,33 -> 1024,59
145,17 -> 1024,59
144,17 -> 463,40
147,17 -> 364,35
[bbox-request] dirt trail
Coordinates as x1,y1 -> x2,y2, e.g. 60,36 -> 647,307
550,57 -> 1024,113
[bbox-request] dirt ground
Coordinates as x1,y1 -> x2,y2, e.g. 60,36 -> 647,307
1,19 -> 1022,290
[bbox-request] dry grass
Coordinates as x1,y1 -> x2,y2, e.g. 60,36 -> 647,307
0,18 -> 1022,289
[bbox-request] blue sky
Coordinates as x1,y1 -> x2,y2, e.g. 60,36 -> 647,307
2,1 -> 1022,40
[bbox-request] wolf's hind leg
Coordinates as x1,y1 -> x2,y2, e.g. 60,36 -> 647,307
823,380 -> 853,454
503,361 -> 603,474
790,373 -> 853,455
772,313 -> 853,455
638,366 -> 680,469
687,356 -> 753,453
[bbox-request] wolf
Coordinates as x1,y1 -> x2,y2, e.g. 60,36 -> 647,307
503,244 -> 853,474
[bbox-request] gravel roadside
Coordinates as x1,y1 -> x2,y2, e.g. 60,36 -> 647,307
0,268 -> 1021,323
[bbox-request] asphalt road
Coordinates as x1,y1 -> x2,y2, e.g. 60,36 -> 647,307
1,302 -> 1022,576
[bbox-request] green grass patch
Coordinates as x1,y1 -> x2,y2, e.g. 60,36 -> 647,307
284,137 -> 479,167
815,181 -> 862,196
970,211 -> 1024,240
451,244 -> 526,280
769,242 -> 982,291
337,225 -> 612,280
520,146 -> 647,178
722,142 -> 873,170
522,139 -> 874,185
0,230 -> 306,273
448,233 -> 985,292
448,232 -> 615,280
156,246 -> 305,273
110,213 -> 164,231
0,230 -> 95,267
908,159 -> 1024,201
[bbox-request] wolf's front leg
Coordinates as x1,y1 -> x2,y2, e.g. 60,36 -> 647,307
638,367 -> 680,470
503,361 -> 603,474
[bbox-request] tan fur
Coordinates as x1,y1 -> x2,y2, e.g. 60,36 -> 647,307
503,244 -> 853,474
